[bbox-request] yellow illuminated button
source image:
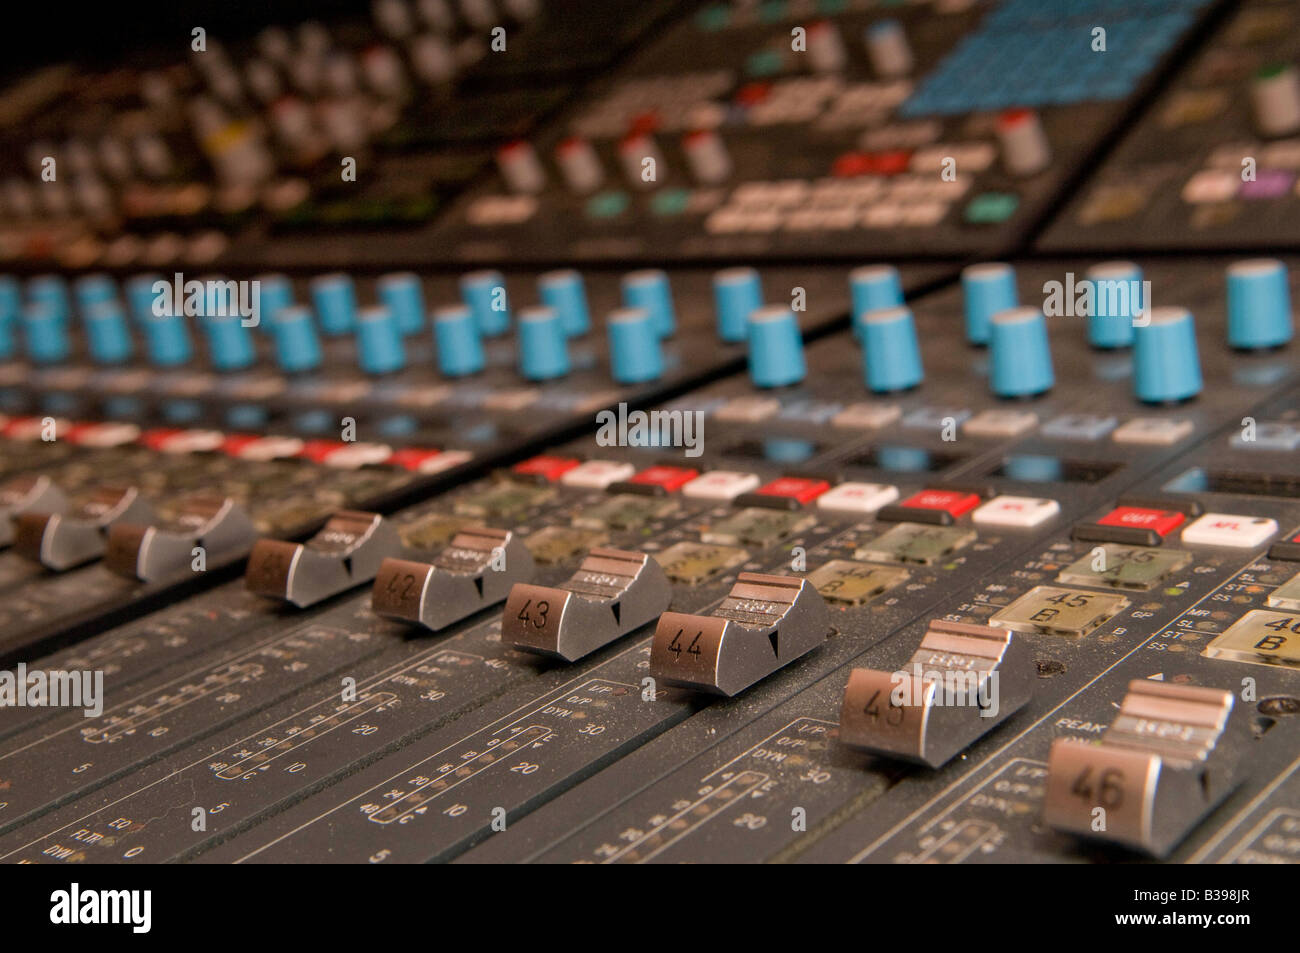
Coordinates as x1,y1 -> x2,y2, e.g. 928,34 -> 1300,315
1266,572 -> 1300,612
655,541 -> 749,585
1204,610 -> 1300,667
807,560 -> 909,606
990,585 -> 1129,637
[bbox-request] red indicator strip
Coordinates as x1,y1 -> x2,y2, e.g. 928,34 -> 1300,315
368,725 -> 552,824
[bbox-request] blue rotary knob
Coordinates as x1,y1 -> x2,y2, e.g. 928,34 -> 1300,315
142,311 -> 193,367
989,307 -> 1054,397
22,303 -> 69,363
202,312 -> 256,371
0,276 -> 19,359
962,262 -> 1018,346
310,273 -> 357,335
746,305 -> 805,388
255,273 -> 294,334
517,306 -> 569,380
1134,307 -> 1203,403
622,269 -> 676,338
356,306 -> 406,375
1226,258 -> 1293,350
850,264 -> 904,340
460,270 -> 511,336
126,273 -> 164,324
607,307 -> 664,383
378,272 -> 426,336
539,269 -> 591,337
269,306 -> 323,373
74,273 -> 118,316
27,274 -> 71,327
433,304 -> 485,377
1085,261 -> 1142,349
713,267 -> 762,343
84,301 -> 134,364
860,306 -> 923,392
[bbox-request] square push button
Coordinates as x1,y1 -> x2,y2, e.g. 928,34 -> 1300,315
879,488 -> 981,525
1181,513 -> 1278,548
1269,529 -> 1300,563
831,402 -> 901,430
629,465 -> 699,492
964,410 -> 1038,438
816,482 -> 899,514
1041,414 -> 1117,441
682,471 -> 761,501
560,460 -> 636,489
972,495 -> 1060,528
1112,417 -> 1194,446
1074,505 -> 1185,546
754,477 -> 831,505
513,455 -> 581,481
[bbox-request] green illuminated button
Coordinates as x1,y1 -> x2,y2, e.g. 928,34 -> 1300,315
808,560 -> 908,606
855,522 -> 975,565
965,192 -> 1019,224
1058,544 -> 1191,590
586,191 -> 630,219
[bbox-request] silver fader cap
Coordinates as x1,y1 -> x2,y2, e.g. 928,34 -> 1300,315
0,473 -> 68,547
104,493 -> 256,582
1044,679 -> 1248,857
503,547 -> 671,662
372,526 -> 535,630
650,573 -> 829,697
14,485 -> 155,570
245,510 -> 400,608
838,620 -> 1034,768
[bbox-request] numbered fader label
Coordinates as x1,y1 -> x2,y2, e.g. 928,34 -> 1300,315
991,586 -> 1129,637
1203,610 -> 1300,668
807,560 -> 909,606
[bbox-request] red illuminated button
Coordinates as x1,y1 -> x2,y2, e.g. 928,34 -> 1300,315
756,477 -> 831,504
630,465 -> 699,492
1096,506 -> 1185,537
901,488 -> 981,518
512,455 -> 581,481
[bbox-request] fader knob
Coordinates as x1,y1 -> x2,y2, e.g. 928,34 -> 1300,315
378,271 -> 426,336
1085,261 -> 1142,349
607,307 -> 663,384
860,306 -> 923,393
1226,258 -> 1293,350
622,269 -> 676,338
1251,63 -> 1300,138
460,269 -> 511,336
84,301 -> 133,364
310,273 -> 357,335
865,19 -> 912,78
433,304 -> 485,376
996,108 -> 1051,177
355,305 -> 406,375
713,267 -> 762,343
22,304 -> 69,363
270,306 -> 323,373
202,312 -> 256,371
517,306 -> 569,381
746,305 -> 805,388
539,269 -> 591,337
1133,307 -> 1203,403
962,262 -> 1018,346
989,307 -> 1054,397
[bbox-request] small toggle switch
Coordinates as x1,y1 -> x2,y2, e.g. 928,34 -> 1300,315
838,620 -> 1034,767
503,547 -> 671,661
245,510 -> 400,607
372,527 -> 535,630
650,573 -> 829,696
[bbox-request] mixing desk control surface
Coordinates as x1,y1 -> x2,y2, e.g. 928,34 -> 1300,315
0,0 -> 1298,886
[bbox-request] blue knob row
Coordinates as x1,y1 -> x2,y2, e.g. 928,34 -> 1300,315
201,312 -> 256,372
27,275 -> 70,327
713,268 -> 762,343
378,272 -> 426,336
860,306 -> 923,392
434,305 -> 485,377
84,301 -> 133,364
356,306 -> 406,375
517,306 -> 568,380
311,273 -> 357,335
22,304 -> 69,364
1227,258 -> 1293,350
850,265 -> 904,340
1086,261 -> 1142,349
539,270 -> 591,337
256,273 -> 295,335
270,306 -> 323,373
143,311 -> 193,367
461,270 -> 511,337
0,277 -> 19,359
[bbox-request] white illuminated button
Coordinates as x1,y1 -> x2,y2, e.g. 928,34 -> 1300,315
682,470 -> 761,501
560,460 -> 636,489
1181,513 -> 1278,548
816,482 -> 899,514
964,409 -> 1038,437
972,495 -> 1060,528
713,396 -> 781,423
831,401 -> 901,430
1112,417 -> 1194,446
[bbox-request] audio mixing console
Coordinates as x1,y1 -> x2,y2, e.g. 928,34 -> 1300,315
1,0 -> 1299,897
